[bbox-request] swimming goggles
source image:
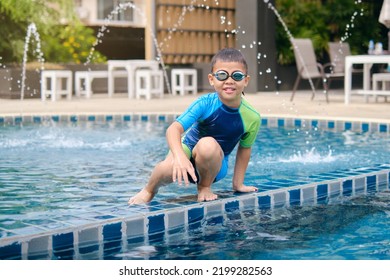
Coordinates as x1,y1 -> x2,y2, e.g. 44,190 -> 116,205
211,70 -> 247,81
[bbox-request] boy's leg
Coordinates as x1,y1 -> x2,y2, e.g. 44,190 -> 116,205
128,154 -> 174,204
192,137 -> 223,201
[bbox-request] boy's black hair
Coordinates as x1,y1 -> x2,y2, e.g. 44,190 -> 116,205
210,48 -> 248,73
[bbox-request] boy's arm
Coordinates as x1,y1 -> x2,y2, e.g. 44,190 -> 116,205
232,145 -> 258,192
166,121 -> 197,185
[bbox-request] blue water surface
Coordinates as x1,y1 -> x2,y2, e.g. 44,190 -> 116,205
0,120 -> 389,259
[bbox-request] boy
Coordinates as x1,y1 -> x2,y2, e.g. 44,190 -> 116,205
129,48 -> 261,204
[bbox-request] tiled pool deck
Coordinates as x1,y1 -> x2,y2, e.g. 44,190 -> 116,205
1,90 -> 390,259
2,90 -> 390,121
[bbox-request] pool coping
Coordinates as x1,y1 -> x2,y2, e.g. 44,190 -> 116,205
0,113 -> 389,259
1,112 -> 390,132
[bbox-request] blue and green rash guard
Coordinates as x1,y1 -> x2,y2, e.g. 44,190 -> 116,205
176,92 -> 261,159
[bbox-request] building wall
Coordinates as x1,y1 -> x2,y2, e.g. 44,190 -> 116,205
75,0 -> 148,59
76,0 -> 147,27
73,0 -> 281,92
236,0 -> 276,92
155,0 -> 236,65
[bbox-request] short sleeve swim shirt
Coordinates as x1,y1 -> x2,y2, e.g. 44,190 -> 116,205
176,92 -> 261,157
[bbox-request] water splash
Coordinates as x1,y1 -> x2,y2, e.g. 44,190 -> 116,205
21,23 -> 45,100
85,2 -> 172,94
279,147 -> 339,164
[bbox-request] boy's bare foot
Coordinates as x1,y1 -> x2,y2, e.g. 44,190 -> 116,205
197,187 -> 218,202
233,185 -> 258,193
128,189 -> 155,205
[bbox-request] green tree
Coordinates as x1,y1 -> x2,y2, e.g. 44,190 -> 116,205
0,0 -> 105,64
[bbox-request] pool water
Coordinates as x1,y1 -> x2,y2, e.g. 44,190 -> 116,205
0,120 -> 389,259
1,121 -> 389,217
116,190 -> 390,260
0,121 -> 167,221
248,125 -> 390,181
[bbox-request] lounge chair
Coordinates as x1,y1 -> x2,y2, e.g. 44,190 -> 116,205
327,42 -> 351,74
326,42 -> 362,89
290,38 -> 329,102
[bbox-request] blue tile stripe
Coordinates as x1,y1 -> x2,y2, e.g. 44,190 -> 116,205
316,184 -> 328,203
342,179 -> 353,196
0,243 -> 21,260
0,113 -> 182,125
225,200 -> 240,212
148,214 -> 165,235
103,222 -> 122,241
258,195 -> 271,210
53,232 -> 74,259
0,114 -> 389,133
289,189 -> 301,206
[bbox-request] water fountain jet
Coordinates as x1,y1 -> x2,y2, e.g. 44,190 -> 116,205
20,23 -> 44,101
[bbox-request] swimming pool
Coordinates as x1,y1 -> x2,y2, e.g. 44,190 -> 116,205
0,114 -> 389,259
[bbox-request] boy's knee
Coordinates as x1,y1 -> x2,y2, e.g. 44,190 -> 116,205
194,137 -> 223,161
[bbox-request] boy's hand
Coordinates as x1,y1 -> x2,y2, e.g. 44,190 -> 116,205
172,153 -> 197,186
233,184 -> 258,193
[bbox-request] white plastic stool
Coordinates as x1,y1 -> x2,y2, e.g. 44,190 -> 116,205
171,69 -> 197,95
135,69 -> 164,99
41,70 -> 73,101
372,73 -> 390,101
75,71 -> 109,98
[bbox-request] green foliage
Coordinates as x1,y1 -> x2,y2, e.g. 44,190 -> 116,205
275,0 -> 386,65
43,24 -> 106,63
0,0 -> 106,64
0,0 -> 53,62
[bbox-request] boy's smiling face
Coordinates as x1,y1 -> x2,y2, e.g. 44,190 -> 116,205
208,60 -> 250,108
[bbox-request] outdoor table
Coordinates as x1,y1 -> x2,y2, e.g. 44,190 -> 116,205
107,60 -> 159,98
344,54 -> 390,104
